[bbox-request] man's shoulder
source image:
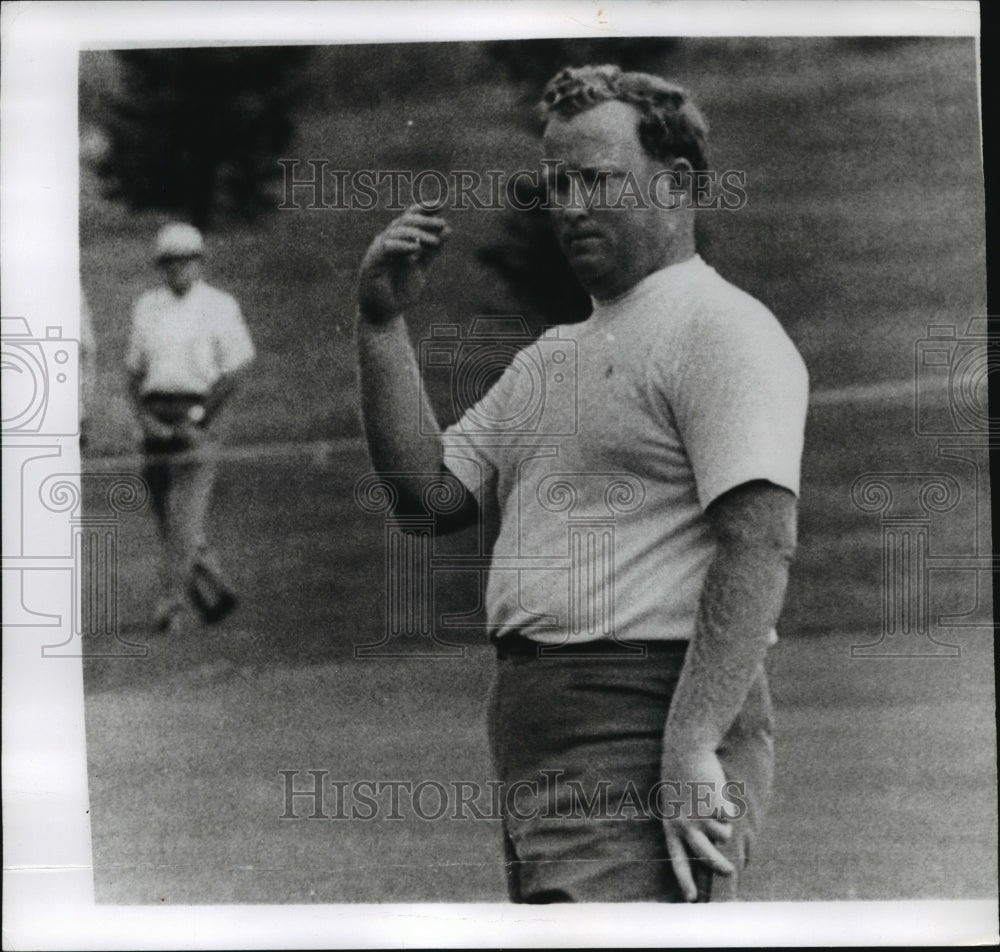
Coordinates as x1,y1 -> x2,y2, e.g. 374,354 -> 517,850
194,282 -> 240,309
684,265 -> 797,347
670,264 -> 807,390
631,257 -> 774,335
688,262 -> 774,320
133,286 -> 170,315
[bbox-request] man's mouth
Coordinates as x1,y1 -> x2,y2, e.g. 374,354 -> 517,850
567,233 -> 603,248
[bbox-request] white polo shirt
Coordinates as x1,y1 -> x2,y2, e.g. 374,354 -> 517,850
126,280 -> 255,395
442,255 -> 808,644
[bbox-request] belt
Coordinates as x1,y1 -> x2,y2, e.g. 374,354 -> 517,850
494,633 -> 689,660
144,391 -> 205,402
142,392 -> 207,427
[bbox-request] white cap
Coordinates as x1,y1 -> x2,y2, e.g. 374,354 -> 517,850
155,222 -> 204,261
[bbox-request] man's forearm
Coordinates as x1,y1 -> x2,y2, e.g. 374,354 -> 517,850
203,368 -> 245,425
357,313 -> 447,505
665,483 -> 797,757
665,545 -> 788,755
127,373 -> 145,414
355,207 -> 474,524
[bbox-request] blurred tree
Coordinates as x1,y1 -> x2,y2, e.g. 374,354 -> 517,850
477,179 -> 592,334
96,47 -> 311,230
484,37 -> 679,123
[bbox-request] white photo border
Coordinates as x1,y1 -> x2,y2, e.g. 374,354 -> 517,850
2,1 -> 993,949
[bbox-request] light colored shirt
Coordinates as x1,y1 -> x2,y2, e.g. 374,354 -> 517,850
126,280 -> 255,395
442,255 -> 808,644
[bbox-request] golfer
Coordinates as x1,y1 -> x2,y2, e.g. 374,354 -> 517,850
126,222 -> 255,632
356,65 -> 808,902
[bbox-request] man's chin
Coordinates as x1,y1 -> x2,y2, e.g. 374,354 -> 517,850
566,253 -> 612,288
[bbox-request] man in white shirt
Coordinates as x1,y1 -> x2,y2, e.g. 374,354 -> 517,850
127,223 -> 255,632
356,66 -> 808,902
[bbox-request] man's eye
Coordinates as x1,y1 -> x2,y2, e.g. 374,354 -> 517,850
569,170 -> 611,189
548,172 -> 571,193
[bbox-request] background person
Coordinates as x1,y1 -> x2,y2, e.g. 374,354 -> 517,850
126,222 -> 256,632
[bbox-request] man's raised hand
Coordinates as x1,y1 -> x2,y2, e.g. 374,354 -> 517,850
358,206 -> 452,323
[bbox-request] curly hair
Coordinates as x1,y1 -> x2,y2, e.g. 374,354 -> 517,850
538,64 -> 709,172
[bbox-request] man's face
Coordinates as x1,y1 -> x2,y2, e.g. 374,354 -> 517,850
159,256 -> 202,296
543,100 -> 676,301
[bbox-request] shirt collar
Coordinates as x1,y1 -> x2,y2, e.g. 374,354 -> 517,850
165,278 -> 205,302
589,255 -> 706,321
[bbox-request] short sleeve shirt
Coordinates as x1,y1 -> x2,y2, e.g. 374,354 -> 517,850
126,280 -> 255,395
442,256 -> 808,644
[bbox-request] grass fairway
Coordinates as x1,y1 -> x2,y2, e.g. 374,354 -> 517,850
83,415 -> 995,903
79,36 -> 993,904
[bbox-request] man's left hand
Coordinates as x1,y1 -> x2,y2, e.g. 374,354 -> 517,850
660,746 -> 736,901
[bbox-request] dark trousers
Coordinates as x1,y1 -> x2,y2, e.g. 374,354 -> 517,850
141,393 -> 231,620
487,639 -> 775,903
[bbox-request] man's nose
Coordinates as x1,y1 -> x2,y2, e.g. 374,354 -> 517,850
567,178 -> 592,213
562,200 -> 589,220
555,183 -> 591,221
